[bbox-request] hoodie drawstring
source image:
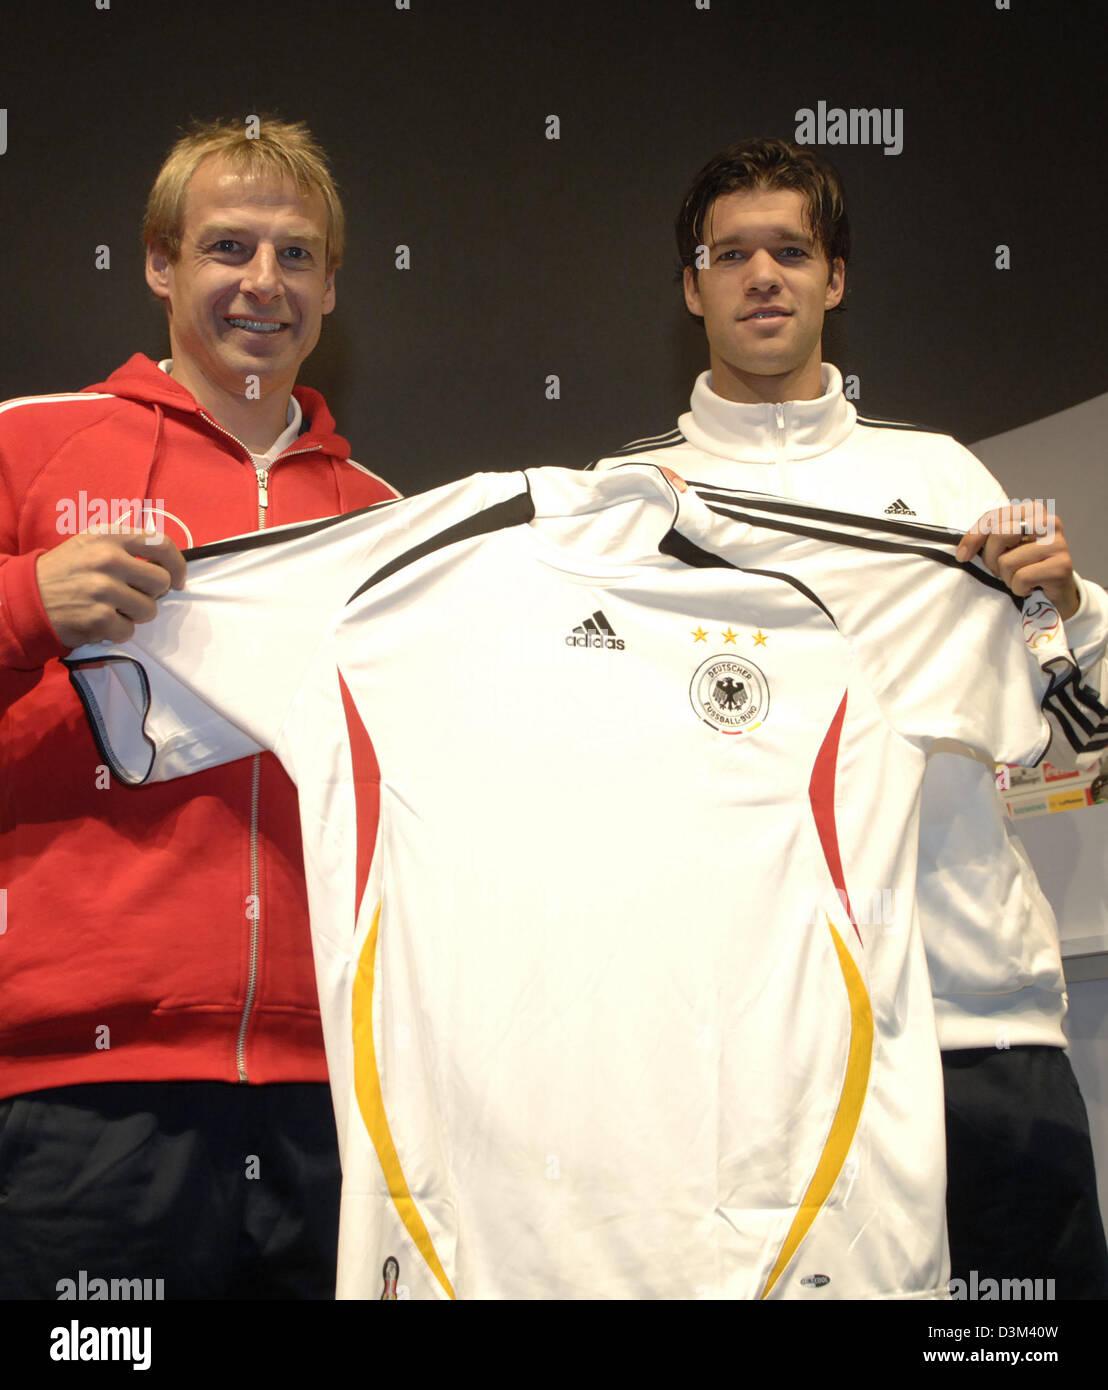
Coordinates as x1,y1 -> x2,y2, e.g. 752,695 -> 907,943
142,403 -> 164,505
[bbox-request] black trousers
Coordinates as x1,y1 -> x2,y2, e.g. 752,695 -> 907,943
944,1045 -> 1108,1299
0,1080 -> 341,1300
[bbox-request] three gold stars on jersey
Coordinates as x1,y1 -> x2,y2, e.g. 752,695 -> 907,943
691,626 -> 769,646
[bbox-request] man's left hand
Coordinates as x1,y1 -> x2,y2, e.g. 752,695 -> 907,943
955,503 -> 1080,620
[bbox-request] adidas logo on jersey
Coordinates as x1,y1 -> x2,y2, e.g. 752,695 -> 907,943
884,498 -> 917,516
566,610 -> 626,650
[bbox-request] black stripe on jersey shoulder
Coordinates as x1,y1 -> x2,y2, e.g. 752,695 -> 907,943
659,528 -> 835,624
615,428 -> 685,453
182,495 -> 405,562
682,480 -> 782,500
702,501 -> 1014,601
346,487 -> 536,605
587,431 -> 687,468
854,414 -> 938,434
659,527 -> 736,573
694,486 -> 963,547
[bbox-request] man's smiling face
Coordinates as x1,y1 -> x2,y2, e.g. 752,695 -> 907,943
683,185 -> 844,404
145,154 -> 335,409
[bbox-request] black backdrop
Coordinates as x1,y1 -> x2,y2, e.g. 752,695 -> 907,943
1,0 -> 1105,495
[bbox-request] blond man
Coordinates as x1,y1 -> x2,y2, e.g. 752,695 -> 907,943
0,118 -> 397,1298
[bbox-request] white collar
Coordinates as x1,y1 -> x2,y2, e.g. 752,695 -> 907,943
680,363 -> 855,464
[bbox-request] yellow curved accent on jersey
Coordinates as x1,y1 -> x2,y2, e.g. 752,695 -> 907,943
352,900 -> 457,1300
759,917 -> 874,1299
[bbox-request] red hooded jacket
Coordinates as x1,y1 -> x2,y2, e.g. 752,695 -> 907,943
0,354 -> 397,1098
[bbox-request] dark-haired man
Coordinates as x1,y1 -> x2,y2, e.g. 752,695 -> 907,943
592,137 -> 1108,1297
0,118 -> 397,1298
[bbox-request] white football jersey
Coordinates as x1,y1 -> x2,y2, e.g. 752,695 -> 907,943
66,466 -> 1074,1300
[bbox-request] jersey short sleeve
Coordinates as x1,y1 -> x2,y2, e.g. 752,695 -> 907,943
65,473 -> 533,784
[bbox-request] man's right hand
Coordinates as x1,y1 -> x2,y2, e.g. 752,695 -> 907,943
35,530 -> 187,650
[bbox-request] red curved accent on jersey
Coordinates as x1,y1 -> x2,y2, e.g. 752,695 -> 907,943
808,691 -> 862,946
337,668 -> 381,923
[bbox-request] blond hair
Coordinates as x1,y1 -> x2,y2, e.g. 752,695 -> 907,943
143,116 -> 344,271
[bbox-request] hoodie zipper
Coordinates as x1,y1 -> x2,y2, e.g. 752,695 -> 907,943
196,410 -> 321,1082
251,447 -> 321,516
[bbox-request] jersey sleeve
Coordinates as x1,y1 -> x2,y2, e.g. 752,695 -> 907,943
1041,585 -> 1108,761
1064,575 -> 1108,680
64,473 -> 532,785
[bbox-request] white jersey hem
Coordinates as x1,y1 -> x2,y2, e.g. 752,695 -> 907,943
935,988 -> 1068,1051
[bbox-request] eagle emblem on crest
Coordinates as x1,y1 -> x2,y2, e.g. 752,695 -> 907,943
712,676 -> 748,711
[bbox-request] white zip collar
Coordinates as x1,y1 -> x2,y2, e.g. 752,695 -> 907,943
680,364 -> 855,465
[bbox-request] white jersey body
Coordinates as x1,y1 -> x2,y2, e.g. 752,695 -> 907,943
593,368 -> 1108,1049
67,466 -> 1076,1300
